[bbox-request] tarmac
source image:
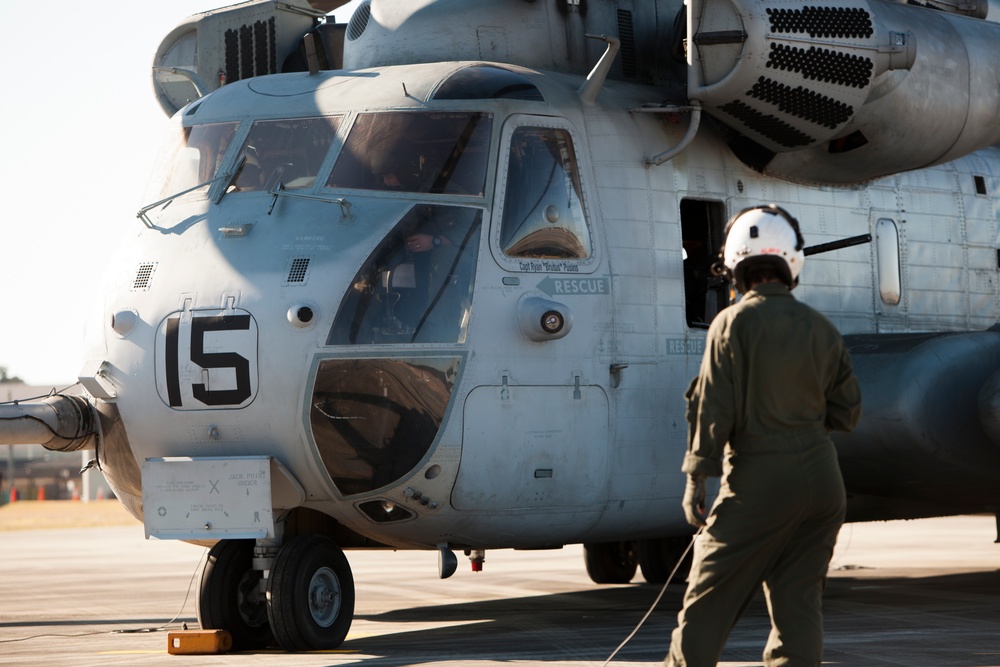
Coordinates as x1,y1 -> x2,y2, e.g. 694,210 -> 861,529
1,504 -> 999,666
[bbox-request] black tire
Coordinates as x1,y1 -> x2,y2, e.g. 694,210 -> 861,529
267,534 -> 355,651
639,536 -> 693,584
584,541 -> 637,584
197,539 -> 273,650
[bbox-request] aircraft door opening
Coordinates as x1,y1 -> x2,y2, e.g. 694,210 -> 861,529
681,199 -> 728,327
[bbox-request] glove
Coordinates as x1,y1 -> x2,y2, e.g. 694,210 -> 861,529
682,474 -> 709,527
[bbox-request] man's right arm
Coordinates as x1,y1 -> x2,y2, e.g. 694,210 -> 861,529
825,344 -> 862,433
681,328 -> 736,478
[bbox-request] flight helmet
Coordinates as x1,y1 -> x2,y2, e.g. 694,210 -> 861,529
721,204 -> 805,293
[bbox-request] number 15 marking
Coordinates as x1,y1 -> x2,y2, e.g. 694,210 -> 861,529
156,309 -> 259,410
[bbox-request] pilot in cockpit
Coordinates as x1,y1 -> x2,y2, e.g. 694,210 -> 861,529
375,205 -> 470,342
330,202 -> 481,346
233,145 -> 264,191
369,140 -> 441,192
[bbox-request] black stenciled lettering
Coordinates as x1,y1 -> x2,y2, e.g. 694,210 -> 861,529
190,315 -> 253,406
165,316 -> 182,407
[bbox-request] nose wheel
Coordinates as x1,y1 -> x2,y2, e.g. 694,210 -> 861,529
196,534 -> 355,652
267,534 -> 356,651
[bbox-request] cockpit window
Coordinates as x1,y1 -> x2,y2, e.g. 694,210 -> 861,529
326,112 -> 492,196
328,205 -> 482,345
146,121 -> 238,202
231,116 -> 342,192
433,65 -> 544,101
310,356 -> 461,496
500,126 -> 592,259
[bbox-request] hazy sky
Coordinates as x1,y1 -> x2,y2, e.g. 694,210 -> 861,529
0,1 -> 359,385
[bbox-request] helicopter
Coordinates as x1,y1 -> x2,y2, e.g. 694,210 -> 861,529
4,0 -> 1000,652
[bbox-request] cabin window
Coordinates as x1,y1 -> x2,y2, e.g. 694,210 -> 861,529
500,127 -> 591,259
975,175 -> 988,196
146,120 -> 238,202
231,116 -> 342,192
327,112 -> 493,196
328,205 -> 482,345
876,218 -> 901,305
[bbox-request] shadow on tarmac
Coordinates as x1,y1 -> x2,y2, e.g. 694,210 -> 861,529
230,569 -> 1000,666
10,569 -> 996,666
350,583 -> 680,665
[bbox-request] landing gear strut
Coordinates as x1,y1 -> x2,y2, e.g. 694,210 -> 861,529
198,540 -> 273,650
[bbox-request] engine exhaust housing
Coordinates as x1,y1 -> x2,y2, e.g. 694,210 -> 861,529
688,0 -> 1000,183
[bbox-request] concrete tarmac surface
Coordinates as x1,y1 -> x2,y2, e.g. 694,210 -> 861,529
1,512 -> 999,666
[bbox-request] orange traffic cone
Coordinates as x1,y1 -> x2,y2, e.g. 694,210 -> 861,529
9,487 -> 16,503
72,488 -> 80,501
96,487 -> 104,501
37,486 -> 45,502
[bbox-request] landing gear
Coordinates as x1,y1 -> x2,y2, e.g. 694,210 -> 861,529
638,536 -> 693,584
267,534 -> 355,651
196,535 -> 355,652
198,540 -> 273,650
583,538 -> 694,585
583,541 -> 637,583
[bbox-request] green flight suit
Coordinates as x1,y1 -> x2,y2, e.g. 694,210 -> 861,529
667,282 -> 862,667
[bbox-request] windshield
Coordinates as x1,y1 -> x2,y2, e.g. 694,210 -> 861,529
231,116 -> 342,192
145,120 -> 239,202
327,112 -> 493,196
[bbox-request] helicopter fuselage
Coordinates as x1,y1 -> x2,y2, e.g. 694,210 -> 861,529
82,59 -> 1000,556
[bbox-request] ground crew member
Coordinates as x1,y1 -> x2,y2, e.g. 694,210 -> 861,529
666,205 -> 862,667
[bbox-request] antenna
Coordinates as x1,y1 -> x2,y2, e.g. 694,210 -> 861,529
304,33 -> 320,76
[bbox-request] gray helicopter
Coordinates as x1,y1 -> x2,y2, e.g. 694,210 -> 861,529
4,0 -> 1000,651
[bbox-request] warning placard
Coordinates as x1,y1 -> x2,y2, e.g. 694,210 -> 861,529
142,457 -> 275,540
